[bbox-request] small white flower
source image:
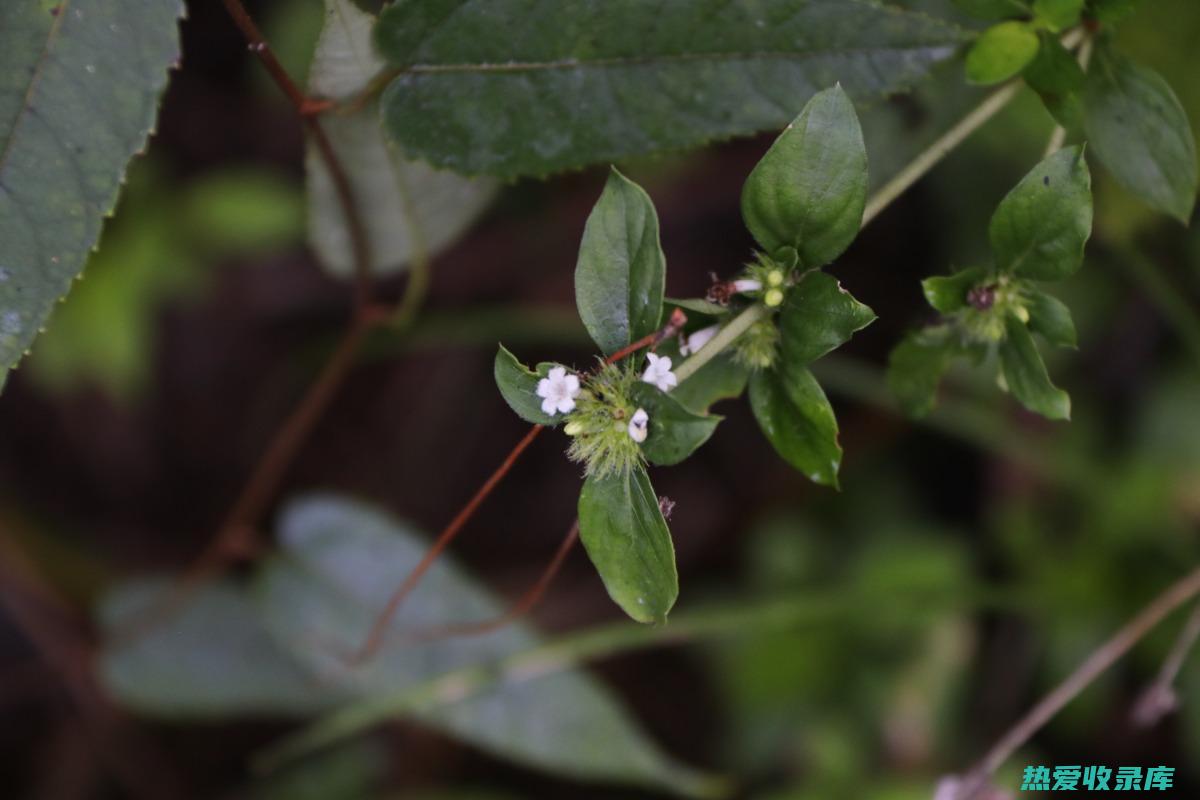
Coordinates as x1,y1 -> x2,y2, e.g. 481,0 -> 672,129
536,366 -> 580,415
732,278 -> 762,293
641,352 -> 677,392
628,408 -> 649,443
679,324 -> 719,356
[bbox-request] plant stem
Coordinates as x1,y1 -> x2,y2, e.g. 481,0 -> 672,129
1043,33 -> 1094,158
673,304 -> 768,383
1132,599 -> 1200,726
953,566 -> 1200,800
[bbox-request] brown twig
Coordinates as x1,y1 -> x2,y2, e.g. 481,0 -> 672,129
408,520 -> 580,642
952,565 -> 1200,800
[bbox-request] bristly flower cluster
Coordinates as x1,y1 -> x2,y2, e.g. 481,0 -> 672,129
565,361 -> 645,478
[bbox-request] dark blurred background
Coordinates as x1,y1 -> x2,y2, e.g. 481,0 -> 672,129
1,0 -> 1199,798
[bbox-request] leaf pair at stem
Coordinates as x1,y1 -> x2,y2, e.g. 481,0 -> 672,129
496,87 -> 876,624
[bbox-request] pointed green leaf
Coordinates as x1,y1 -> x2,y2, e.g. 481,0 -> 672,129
666,298 -> 730,317
629,382 -> 721,466
965,21 -> 1040,85
749,365 -> 842,487
887,326 -> 967,418
306,0 -> 495,278
1032,0 -> 1084,31
0,0 -> 183,386
1082,44 -> 1198,224
575,169 -> 665,355
374,0 -> 967,179
951,0 -> 1030,19
778,271 -> 876,366
98,579 -> 344,717
990,146 -> 1092,280
922,266 -> 991,313
1024,34 -> 1085,129
1025,290 -> 1077,347
257,496 -> 710,794
741,86 -> 868,268
578,466 -> 678,624
1088,0 -> 1140,25
493,344 -> 563,426
1000,313 -> 1071,419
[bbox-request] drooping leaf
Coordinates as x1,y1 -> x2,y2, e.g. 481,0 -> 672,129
1024,289 -> 1077,347
951,0 -> 1030,19
98,579 -> 345,717
965,21 -> 1040,85
921,266 -> 990,313
1032,0 -> 1084,30
0,0 -> 183,386
575,169 -> 665,355
999,313 -> 1071,419
629,382 -> 721,466
778,271 -> 875,366
1082,43 -> 1198,224
741,87 -> 869,268
748,365 -> 842,487
887,326 -> 967,417
989,146 -> 1092,281
577,466 -> 678,624
306,0 -> 496,277
374,0 -> 968,178
493,344 -> 562,426
257,496 -> 710,794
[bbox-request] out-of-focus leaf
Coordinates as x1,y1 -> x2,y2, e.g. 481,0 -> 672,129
374,0 -> 968,178
922,266 -> 990,313
741,87 -> 868,268
98,579 -> 344,717
999,313 -> 1070,419
575,169 -> 665,355
258,496 -> 708,794
629,382 -> 721,466
578,466 -> 678,623
778,271 -> 875,367
1024,34 -> 1085,128
965,21 -> 1040,85
951,0 -> 1029,19
1032,0 -> 1083,31
887,326 -> 965,417
749,365 -> 842,487
1082,43 -> 1198,224
306,0 -> 496,278
0,0 -> 183,387
493,344 -> 561,426
181,169 -> 304,255
1025,289 -> 1077,347
251,741 -> 387,800
989,146 -> 1092,281
1088,0 -> 1140,25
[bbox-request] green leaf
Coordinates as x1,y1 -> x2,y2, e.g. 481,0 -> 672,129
1032,0 -> 1084,30
493,344 -> 561,426
577,466 -> 678,624
951,0 -> 1030,19
1024,34 -> 1085,129
748,365 -> 842,487
922,266 -> 990,313
1087,0 -> 1140,25
1025,289 -> 1077,347
887,326 -> 966,418
98,579 -> 345,717
965,21 -> 1041,85
629,382 -> 721,466
655,338 -> 750,415
741,86 -> 868,268
0,0 -> 183,386
306,0 -> 495,278
374,0 -> 968,178
666,298 -> 730,317
1082,44 -> 1198,224
258,496 -> 709,794
778,271 -> 876,366
999,313 -> 1071,419
989,146 -> 1092,280
575,169 -> 665,355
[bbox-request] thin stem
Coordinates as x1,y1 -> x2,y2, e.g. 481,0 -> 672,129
351,423 -> 546,663
673,304 -> 768,383
408,520 -> 580,642
953,566 -> 1200,800
1132,599 -> 1200,727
